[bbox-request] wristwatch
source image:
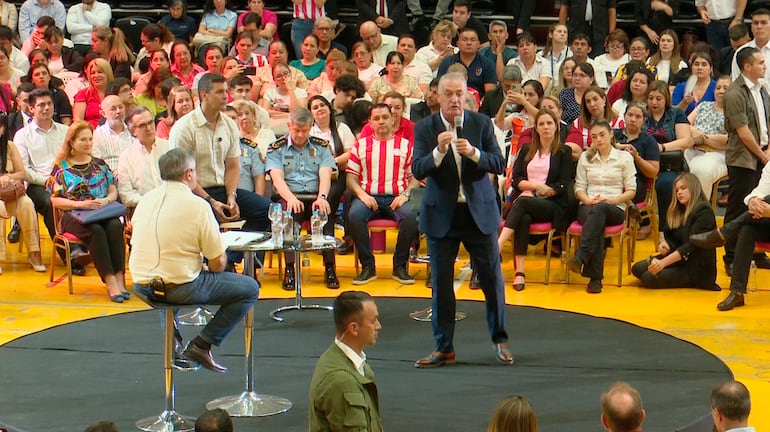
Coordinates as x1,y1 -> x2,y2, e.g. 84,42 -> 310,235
401,190 -> 411,198
319,193 -> 328,200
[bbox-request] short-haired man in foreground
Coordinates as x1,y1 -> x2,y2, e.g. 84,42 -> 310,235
130,148 -> 259,373
309,291 -> 382,431
600,382 -> 646,432
711,380 -> 753,432
195,408 -> 234,432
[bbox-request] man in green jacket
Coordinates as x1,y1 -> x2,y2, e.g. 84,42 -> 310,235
309,291 -> 383,431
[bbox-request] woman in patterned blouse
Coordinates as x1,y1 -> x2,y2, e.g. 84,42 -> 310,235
47,121 -> 127,303
367,51 -> 423,104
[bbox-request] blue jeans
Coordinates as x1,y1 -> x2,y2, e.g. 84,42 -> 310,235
348,195 -> 418,269
134,271 -> 259,346
291,19 -> 315,60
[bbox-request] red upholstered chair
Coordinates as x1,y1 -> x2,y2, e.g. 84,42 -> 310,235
565,207 -> 636,287
499,220 -> 563,285
354,218 -> 402,273
49,202 -> 88,294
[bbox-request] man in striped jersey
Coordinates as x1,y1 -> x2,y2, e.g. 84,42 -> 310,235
346,103 -> 420,285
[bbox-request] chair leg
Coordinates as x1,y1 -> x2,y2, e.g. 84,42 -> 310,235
544,231 -> 554,285
617,234 -> 624,287
565,233 -> 573,284
65,241 -> 73,295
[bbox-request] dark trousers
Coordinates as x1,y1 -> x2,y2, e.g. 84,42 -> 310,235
655,171 -> 678,230
348,195 -> 418,269
27,184 -> 67,261
504,196 -> 556,255
280,196 -> 335,266
427,204 -> 507,353
720,200 -> 770,293
705,19 -> 732,53
575,203 -> 625,281
509,0 -> 536,31
632,258 -> 694,288
61,214 -> 125,281
724,165 -> 762,265
328,172 -> 349,238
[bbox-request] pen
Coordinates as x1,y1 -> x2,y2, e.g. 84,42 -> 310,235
234,236 -> 241,242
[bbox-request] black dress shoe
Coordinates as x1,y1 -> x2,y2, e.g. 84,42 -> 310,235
173,335 -> 198,371
567,256 -> 584,275
325,266 -> 340,289
392,266 -> 415,284
414,351 -> 456,368
282,267 -> 295,291
7,220 -> 20,243
71,265 -> 86,276
690,229 -> 726,248
718,291 -> 745,311
182,342 -> 227,373
753,253 -> 770,269
336,240 -> 354,255
469,271 -> 481,289
494,343 -> 514,365
586,279 -> 602,294
353,266 -> 377,285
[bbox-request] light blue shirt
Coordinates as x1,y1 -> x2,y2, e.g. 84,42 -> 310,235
18,0 -> 66,41
266,135 -> 335,194
201,8 -> 237,32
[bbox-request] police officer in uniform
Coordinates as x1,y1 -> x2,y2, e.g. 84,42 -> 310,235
267,107 -> 340,289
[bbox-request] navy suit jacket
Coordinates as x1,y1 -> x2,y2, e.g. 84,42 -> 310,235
412,110 -> 504,238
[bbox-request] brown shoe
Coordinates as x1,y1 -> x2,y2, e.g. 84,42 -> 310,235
494,343 -> 514,365
414,351 -> 456,368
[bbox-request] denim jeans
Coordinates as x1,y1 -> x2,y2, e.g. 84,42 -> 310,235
291,19 -> 315,61
348,195 -> 418,269
134,271 -> 259,346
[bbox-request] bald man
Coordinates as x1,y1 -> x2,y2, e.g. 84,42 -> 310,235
93,94 -> 133,172
359,20 -> 398,67
711,381 -> 752,432
600,382 -> 646,432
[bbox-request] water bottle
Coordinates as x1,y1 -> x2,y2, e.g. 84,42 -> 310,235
311,209 -> 323,243
749,260 -> 758,293
301,252 -> 311,284
319,210 -> 328,234
269,203 -> 283,246
283,210 -> 294,243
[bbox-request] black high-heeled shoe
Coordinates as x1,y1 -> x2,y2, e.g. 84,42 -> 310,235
513,272 -> 525,291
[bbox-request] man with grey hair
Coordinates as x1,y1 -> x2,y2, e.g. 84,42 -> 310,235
117,105 -> 169,207
479,64 -> 522,119
600,382 -> 646,432
359,20 -> 398,67
711,380 -> 752,432
130,147 -> 260,373
313,17 -> 348,59
170,73 -> 271,269
412,72 -> 512,368
479,20 -> 519,82
92,95 -> 132,172
267,107 -> 339,289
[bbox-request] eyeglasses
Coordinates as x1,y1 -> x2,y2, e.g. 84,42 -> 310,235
316,27 -> 333,32
630,47 -> 646,52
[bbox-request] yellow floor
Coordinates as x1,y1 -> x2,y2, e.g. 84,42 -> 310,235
1,225 -> 769,429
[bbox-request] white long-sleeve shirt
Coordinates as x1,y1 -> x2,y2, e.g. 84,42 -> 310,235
65,1 -> 111,46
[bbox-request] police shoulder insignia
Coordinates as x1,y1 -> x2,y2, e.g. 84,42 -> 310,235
308,136 -> 329,147
269,136 -> 288,150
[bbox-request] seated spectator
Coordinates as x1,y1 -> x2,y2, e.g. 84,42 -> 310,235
558,62 -> 597,125
538,24 -> 572,92
191,0 -> 237,58
90,26 -> 133,81
568,34 -> 608,88
479,20 -> 519,83
18,0 -> 65,47
228,75 -> 270,127
290,34 -> 325,81
346,99 -> 374,136
613,102 -> 660,212
719,24 -> 750,76
415,20 -> 458,75
568,86 -> 621,150
612,39 -> 656,85
308,49 -> 347,100
232,99 -> 272,196
27,63 -> 71,125
498,109 -> 573,291
507,32 -> 551,92
398,34 -> 432,97
159,0 -> 197,43
105,77 -> 135,115
195,408 -> 233,432
73,58 -> 112,127
43,26 -> 83,76
238,0 -> 278,44
134,49 -> 170,97
313,17 -> 348,59
237,12 -> 268,56
438,28 -> 496,98
685,75 -> 729,198
0,25 -> 28,74
0,0 -> 16,38
330,73 -> 366,125
0,45 -> 24,98
450,0 -> 488,46
0,112 -> 46,273
192,45 -> 225,95
600,382 -> 646,432
170,40 -> 204,91
117,106 -> 169,207
593,29 -> 630,86
21,15 -> 54,57
360,91 -> 414,142
347,103 -> 419,285
359,20 -> 398,67
47,120 -> 127,301
92,95 -> 131,172
136,63 -> 171,118
647,29 -> 687,85
259,40 -> 309,92
8,83 -> 34,139
711,381 -> 752,432
134,23 -> 175,72
261,62 -> 308,136
496,79 -> 543,132
157,85 -> 192,140
567,120 -> 636,294
351,41 -> 383,88
410,77 -> 440,122
230,30 -> 268,67
368,51 -> 423,103
487,395 -> 538,432
632,172 -> 718,289
548,57 -> 576,98
672,51 -> 716,115
65,0 -> 111,56
611,68 -> 652,118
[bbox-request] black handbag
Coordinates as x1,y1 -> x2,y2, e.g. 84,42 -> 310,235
659,150 -> 689,172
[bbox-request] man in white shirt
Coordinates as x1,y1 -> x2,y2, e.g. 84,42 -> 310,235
398,34 -> 432,97
18,0 -> 66,42
66,0 -> 111,55
359,20 -> 397,67
731,8 -> 770,82
0,25 -> 30,73
506,32 -> 552,92
92,95 -> 132,172
117,106 -> 169,207
711,381 -> 754,432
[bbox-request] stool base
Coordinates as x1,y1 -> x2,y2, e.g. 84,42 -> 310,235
177,307 -> 214,326
409,307 -> 468,322
206,391 -> 292,417
269,304 -> 334,322
136,410 -> 196,432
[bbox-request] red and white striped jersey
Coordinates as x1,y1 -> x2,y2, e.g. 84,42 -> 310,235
293,0 -> 325,19
347,133 -> 413,196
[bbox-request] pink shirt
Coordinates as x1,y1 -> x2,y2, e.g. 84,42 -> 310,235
237,9 -> 279,41
521,152 -> 550,197
171,63 -> 205,90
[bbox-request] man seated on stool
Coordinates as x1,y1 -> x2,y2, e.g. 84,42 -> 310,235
266,107 -> 340,290
346,103 -> 419,285
130,148 -> 259,373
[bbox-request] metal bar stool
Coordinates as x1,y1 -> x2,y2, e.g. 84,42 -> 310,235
135,292 -> 199,432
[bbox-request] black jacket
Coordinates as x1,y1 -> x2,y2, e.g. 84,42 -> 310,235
664,201 -> 717,288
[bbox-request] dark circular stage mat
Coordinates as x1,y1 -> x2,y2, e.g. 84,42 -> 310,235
0,298 -> 729,432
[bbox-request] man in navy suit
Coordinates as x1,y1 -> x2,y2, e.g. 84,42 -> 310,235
411,72 -> 513,368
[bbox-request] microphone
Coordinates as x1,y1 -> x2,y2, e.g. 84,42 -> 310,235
454,115 -> 463,139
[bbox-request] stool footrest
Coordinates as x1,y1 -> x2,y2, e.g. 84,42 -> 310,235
136,410 -> 196,432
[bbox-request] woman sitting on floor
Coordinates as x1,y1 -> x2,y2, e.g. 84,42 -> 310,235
631,172 -> 718,290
